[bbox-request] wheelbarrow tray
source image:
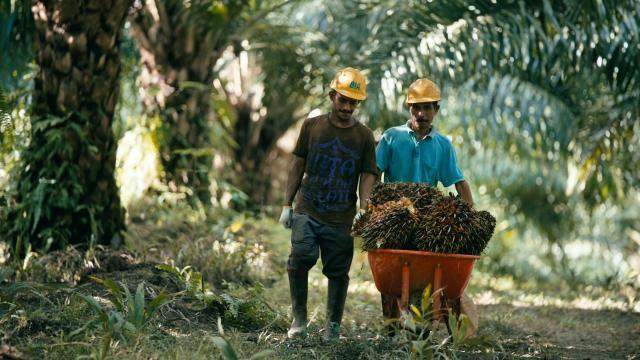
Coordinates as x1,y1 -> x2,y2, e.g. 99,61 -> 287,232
368,249 -> 479,300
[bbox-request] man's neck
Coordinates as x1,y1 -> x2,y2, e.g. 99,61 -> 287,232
329,111 -> 355,128
410,123 -> 431,140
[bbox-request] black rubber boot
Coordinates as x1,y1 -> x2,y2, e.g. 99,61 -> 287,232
287,270 -> 308,338
324,277 -> 349,341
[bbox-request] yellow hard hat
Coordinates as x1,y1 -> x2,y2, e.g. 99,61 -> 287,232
330,67 -> 367,100
406,78 -> 441,104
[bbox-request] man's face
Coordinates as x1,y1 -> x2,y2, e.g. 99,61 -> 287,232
410,102 -> 439,131
331,92 -> 361,121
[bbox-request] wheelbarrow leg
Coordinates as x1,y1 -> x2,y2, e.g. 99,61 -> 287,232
381,294 -> 400,318
381,261 -> 410,337
432,263 -> 443,328
399,261 -> 410,312
381,293 -> 400,336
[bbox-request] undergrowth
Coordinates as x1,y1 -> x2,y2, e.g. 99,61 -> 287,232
1,193 -> 638,359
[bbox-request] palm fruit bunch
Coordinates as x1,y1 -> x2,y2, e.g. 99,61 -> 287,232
414,193 -> 490,255
370,182 -> 441,212
456,210 -> 496,255
357,197 -> 418,250
351,205 -> 372,237
356,183 -> 496,255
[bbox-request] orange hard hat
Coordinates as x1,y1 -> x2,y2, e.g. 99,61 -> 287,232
330,67 -> 367,100
406,78 -> 441,104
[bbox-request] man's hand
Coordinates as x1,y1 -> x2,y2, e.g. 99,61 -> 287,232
279,206 -> 293,229
455,180 -> 474,208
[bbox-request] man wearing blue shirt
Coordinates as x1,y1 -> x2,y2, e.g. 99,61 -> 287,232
376,78 -> 478,336
376,78 -> 473,206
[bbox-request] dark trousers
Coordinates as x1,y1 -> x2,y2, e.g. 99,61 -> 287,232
287,212 -> 354,280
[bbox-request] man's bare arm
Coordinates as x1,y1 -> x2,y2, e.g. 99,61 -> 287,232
284,155 -> 306,206
358,172 -> 377,210
455,180 -> 474,208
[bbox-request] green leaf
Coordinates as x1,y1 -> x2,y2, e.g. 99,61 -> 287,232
0,281 -> 35,299
122,283 -> 134,317
155,264 -> 181,277
221,294 -> 240,317
447,309 -> 458,339
188,271 -> 204,293
144,292 -> 170,326
122,320 -> 137,335
133,282 -> 145,328
172,147 -> 216,157
178,80 -> 211,91
68,318 -> 100,338
90,276 -> 124,312
456,316 -> 470,344
410,304 -> 423,320
78,294 -> 105,315
212,336 -> 239,360
421,284 -> 432,314
31,116 -> 65,133
108,311 -> 126,334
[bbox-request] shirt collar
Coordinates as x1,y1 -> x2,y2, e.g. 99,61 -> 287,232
405,120 -> 435,139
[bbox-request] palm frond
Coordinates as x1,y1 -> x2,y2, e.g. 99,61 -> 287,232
0,88 -> 12,136
308,0 -> 638,204
0,0 -> 35,87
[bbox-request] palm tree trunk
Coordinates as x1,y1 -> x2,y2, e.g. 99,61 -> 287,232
232,106 -> 279,207
7,0 -> 131,256
128,1 -> 223,206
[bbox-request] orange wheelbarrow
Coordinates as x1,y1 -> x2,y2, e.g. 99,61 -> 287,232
368,249 -> 479,327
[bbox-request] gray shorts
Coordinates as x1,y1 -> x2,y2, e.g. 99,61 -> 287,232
287,212 -> 354,280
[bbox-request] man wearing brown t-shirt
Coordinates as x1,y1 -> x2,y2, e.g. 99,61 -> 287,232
278,68 -> 378,340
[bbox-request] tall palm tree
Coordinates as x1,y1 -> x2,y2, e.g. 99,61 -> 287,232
5,0 -> 133,257
127,0 -> 249,205
128,0 -> 295,206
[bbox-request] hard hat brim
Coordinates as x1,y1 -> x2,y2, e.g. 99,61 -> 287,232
406,96 -> 440,104
333,88 -> 366,101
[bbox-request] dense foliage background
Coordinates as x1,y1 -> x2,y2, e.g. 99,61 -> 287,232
3,0 -> 638,286
0,0 -> 638,358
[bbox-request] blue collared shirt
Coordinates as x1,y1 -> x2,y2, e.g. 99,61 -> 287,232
376,122 -> 464,186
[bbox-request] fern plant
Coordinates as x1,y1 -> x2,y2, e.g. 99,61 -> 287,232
0,88 -> 13,166
0,89 -> 10,134
155,263 -> 226,312
72,278 -> 170,359
156,264 -> 204,295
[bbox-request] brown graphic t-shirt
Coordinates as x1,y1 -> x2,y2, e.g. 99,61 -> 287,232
293,114 -> 379,225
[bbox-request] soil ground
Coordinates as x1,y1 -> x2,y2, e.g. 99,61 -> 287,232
2,223 -> 639,359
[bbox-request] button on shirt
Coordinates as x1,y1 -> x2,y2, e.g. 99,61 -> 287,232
376,122 -> 464,186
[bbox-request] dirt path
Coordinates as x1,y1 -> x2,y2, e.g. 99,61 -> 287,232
260,249 -> 640,359
478,304 -> 640,359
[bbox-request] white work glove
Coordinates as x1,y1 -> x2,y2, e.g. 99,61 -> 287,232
279,206 -> 293,229
353,208 -> 366,224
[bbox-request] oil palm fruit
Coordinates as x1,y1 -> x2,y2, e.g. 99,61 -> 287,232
361,183 -> 496,255
360,197 -> 418,251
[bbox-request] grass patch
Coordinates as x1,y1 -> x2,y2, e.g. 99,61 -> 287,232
2,200 -> 639,359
